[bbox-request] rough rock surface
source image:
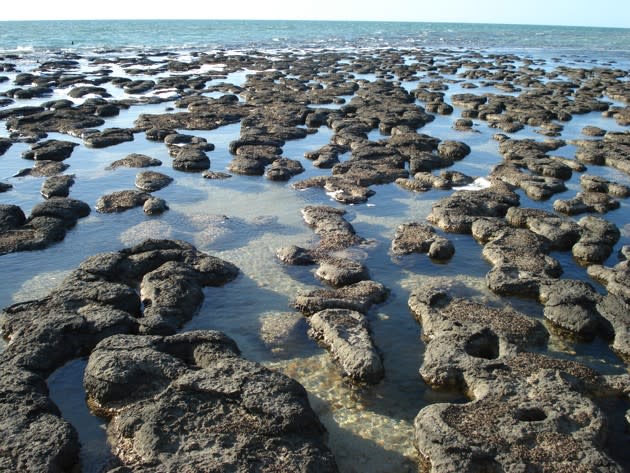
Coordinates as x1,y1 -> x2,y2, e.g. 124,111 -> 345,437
572,215 -> 621,264
427,181 -> 519,233
391,222 -> 455,260
0,199 -> 90,255
40,174 -> 75,199
172,146 -> 211,172
554,191 -> 620,215
108,153 -> 162,169
83,331 -> 338,472
307,309 -> 383,384
22,139 -> 79,161
83,128 -> 135,148
409,285 -> 629,473
95,190 -> 151,213
293,280 -> 388,316
134,170 -> 173,192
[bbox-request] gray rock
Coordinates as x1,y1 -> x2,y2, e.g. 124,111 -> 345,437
554,191 -> 620,215
391,222 -> 454,260
202,170 -> 232,179
143,197 -> 168,215
83,128 -> 134,148
96,190 -> 151,213
108,153 -> 162,169
40,174 -> 75,198
83,331 -> 338,472
14,160 -> 69,177
172,146 -> 210,172
134,170 -> 173,192
588,261 -> 630,302
315,256 -> 370,287
437,140 -> 471,160
572,215 -> 621,264
506,207 -> 581,251
427,181 -> 519,233
580,174 -> 630,197
308,309 -> 383,384
265,157 -> 304,181
293,280 -> 388,316
276,245 -> 315,265
22,139 -> 78,161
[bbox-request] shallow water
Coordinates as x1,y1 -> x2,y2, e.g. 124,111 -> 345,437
0,44 -> 628,471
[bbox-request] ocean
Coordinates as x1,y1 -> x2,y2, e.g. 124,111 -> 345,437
2,19 -> 630,57
0,19 -> 629,472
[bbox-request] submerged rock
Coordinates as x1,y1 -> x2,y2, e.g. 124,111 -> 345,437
308,309 -> 383,384
134,170 -> 173,192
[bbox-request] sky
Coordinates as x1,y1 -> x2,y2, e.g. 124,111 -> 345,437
1,0 -> 629,28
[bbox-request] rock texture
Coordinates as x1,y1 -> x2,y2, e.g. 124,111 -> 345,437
84,331 -> 338,472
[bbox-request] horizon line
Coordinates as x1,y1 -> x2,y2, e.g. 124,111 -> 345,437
0,18 -> 628,29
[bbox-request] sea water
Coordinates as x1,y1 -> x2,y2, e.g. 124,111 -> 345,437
0,20 -> 629,472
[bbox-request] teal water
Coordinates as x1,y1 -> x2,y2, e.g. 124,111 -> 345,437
1,19 -> 630,57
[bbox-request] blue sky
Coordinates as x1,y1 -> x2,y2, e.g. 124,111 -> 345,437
2,0 -> 629,28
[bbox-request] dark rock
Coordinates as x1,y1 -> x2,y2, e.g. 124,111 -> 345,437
40,175 -> 75,199
276,245 -> 315,265
123,79 -> 155,94
14,160 -> 69,177
108,153 -> 162,169
293,175 -> 375,204
67,85 -> 110,98
143,197 -> 168,215
0,137 -> 13,156
505,207 -> 581,251
0,181 -> 12,192
427,181 -> 519,233
308,309 -> 383,384
30,198 -> 90,226
172,146 -> 211,172
95,103 -> 120,117
554,191 -> 620,215
572,215 -> 620,264
21,139 -> 78,161
301,205 -> 363,255
437,140 -> 471,160
134,171 -> 173,192
83,128 -> 134,148
580,174 -> 630,197
588,260 -> 630,302
0,203 -> 26,231
202,170 -> 232,179
83,331 -> 337,472
582,125 -> 606,137
391,222 -> 454,260
95,190 -> 151,213
265,158 -> 304,181
0,363 -> 80,472
315,256 -> 370,287
293,280 -> 388,316
492,163 -> 566,200
483,228 -> 562,297
227,155 -> 267,175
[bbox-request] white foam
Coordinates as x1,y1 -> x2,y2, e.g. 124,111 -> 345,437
453,177 -> 492,191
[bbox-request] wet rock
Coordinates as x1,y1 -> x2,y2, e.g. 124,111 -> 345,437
107,153 -> 162,169
582,125 -> 606,136
134,170 -> 173,192
1,239 -> 239,375
83,331 -> 337,472
587,261 -> 630,302
293,280 -> 388,316
14,160 -> 70,177
276,245 -> 315,265
95,190 -> 151,213
143,197 -> 168,215
95,103 -> 120,117
202,170 -> 232,179
0,363 -> 80,472
40,174 -> 75,199
315,256 -> 370,287
123,79 -> 155,94
437,140 -> 471,160
453,118 -> 474,130
308,309 -> 383,384
227,155 -> 267,175
572,215 -> 620,264
83,128 -> 135,148
409,285 -> 627,473
21,139 -> 78,161
67,85 -> 110,98
505,207 -> 581,250
483,227 -> 562,297
427,181 -> 519,233
0,137 -> 12,156
265,157 -> 304,181
304,144 -> 346,168
0,181 -> 12,192
391,222 -> 454,260
580,174 -> 630,197
172,146 -> 210,172
538,279 -> 607,339
451,93 -> 487,109
397,170 -> 475,192
573,131 -> 630,174
491,163 -> 566,200
554,191 -> 620,215
293,175 -> 376,204
471,217 -> 510,244
597,294 -> 630,359
301,205 -> 363,255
